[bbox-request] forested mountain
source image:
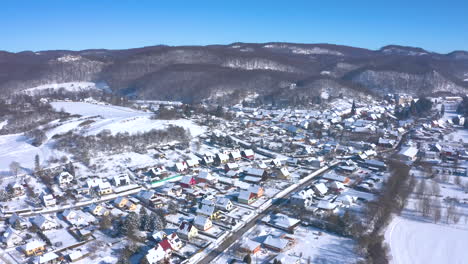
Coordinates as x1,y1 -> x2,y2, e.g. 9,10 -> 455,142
1,43 -> 468,103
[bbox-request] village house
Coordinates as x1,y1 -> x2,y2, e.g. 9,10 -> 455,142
263,235 -> 289,252
197,171 -> 217,184
36,251 -> 60,264
186,158 -> 200,168
88,204 -> 109,216
179,176 -> 196,188
202,153 -> 215,165
1,227 -> 23,247
238,190 -> 257,205
266,213 -> 301,233
23,240 -> 46,256
8,213 -> 29,230
114,197 -> 137,211
177,221 -> 198,240
215,153 -> 230,164
240,239 -> 262,254
175,162 -> 188,173
7,182 -> 24,197
215,197 -> 234,211
42,194 -> 56,207
241,149 -> 255,160
149,166 -> 167,179
229,149 -> 242,161
224,162 -> 239,172
193,215 -> 213,231
31,215 -> 58,231
196,204 -> 221,220
56,171 -> 74,187
113,174 -> 130,186
97,181 -> 113,196
145,242 -> 171,264
244,168 -> 268,179
322,172 -> 350,185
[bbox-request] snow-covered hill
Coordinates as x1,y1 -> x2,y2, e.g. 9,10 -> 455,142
0,102 -> 205,174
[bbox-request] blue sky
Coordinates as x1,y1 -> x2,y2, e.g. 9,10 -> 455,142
1,0 -> 467,53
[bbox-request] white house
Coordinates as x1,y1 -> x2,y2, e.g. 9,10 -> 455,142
42,194 -> 56,207
57,171 -> 74,187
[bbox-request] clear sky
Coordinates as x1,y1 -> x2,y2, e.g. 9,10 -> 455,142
1,0 -> 467,53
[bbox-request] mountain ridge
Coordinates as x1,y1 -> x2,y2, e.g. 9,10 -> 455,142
1,43 -> 467,104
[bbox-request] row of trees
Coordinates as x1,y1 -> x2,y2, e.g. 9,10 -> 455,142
394,97 -> 433,120
55,126 -> 191,164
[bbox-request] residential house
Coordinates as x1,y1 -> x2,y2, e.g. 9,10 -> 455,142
175,162 -> 188,173
88,204 -> 109,216
166,232 -> 183,251
215,153 -> 230,164
238,190 -> 257,205
193,215 -> 212,231
24,240 -> 46,256
229,150 -> 242,161
179,176 -> 196,188
1,227 -> 23,247
240,239 -> 261,254
177,221 -> 198,240
31,215 -> 58,231
8,213 -> 29,230
36,252 -> 60,264
42,194 -> 56,207
241,149 -> 255,160
145,243 -> 169,264
267,213 -> 301,233
202,154 -> 215,165
248,185 -> 264,198
215,197 -> 234,211
312,183 -> 328,197
56,171 -> 74,187
276,167 -> 290,178
7,182 -> 24,197
98,182 -> 113,196
114,197 -> 137,211
263,235 -> 289,252
322,173 -> 350,185
245,168 -> 268,179
113,174 -> 130,186
197,171 -> 217,184
196,204 -> 221,220
186,159 -> 200,168
224,163 -> 239,172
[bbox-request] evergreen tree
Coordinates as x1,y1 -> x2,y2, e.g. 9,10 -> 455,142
140,207 -> 150,231
34,155 -> 40,173
243,254 -> 252,264
441,104 -> 445,116
351,100 -> 356,115
121,212 -> 139,235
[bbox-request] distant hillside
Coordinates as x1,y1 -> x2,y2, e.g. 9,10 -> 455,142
1,43 -> 468,103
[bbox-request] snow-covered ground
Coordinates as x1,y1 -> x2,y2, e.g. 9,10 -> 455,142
0,133 -> 63,175
0,101 -> 205,175
21,82 -> 106,95
51,101 -> 205,136
384,107 -> 468,264
385,216 -> 468,264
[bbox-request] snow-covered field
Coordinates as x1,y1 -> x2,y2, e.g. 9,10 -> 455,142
51,102 -> 205,136
385,216 -> 468,264
0,101 -> 204,174
384,108 -> 468,264
21,82 -> 106,95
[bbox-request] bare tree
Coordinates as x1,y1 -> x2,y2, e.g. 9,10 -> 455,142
421,197 -> 431,217
9,161 -> 21,177
416,180 -> 426,198
454,176 -> 462,186
431,181 -> 440,196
